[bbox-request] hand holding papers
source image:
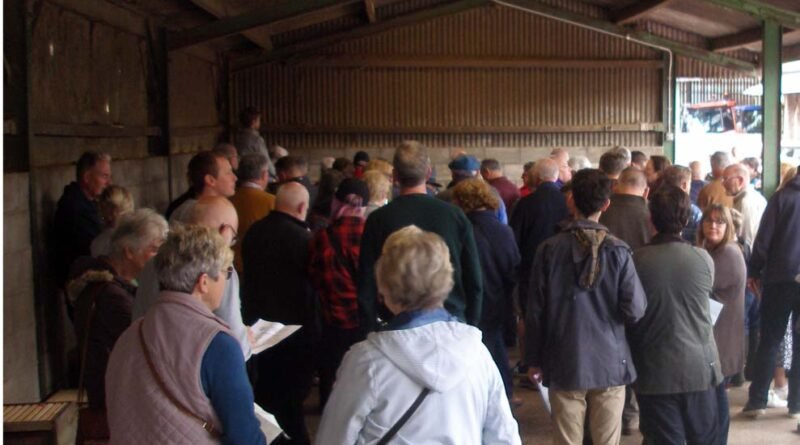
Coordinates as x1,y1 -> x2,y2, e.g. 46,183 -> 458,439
250,319 -> 301,355
709,298 -> 723,326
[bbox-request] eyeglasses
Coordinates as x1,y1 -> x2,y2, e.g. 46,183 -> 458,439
219,223 -> 238,247
703,218 -> 727,226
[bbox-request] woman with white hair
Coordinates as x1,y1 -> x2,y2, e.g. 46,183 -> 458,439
105,225 -> 265,445
314,225 -> 521,445
70,209 -> 168,409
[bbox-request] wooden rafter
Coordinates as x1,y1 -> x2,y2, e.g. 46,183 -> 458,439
611,0 -> 676,25
700,0 -> 800,30
365,0 -> 378,23
492,0 -> 758,75
186,0 -> 273,50
232,0 -> 488,71
167,0 -> 349,50
709,27 -> 762,51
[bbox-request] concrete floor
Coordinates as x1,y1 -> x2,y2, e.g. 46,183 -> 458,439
303,349 -> 800,444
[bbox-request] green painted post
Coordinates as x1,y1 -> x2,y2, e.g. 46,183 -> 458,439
762,20 -> 781,197
662,53 -> 676,162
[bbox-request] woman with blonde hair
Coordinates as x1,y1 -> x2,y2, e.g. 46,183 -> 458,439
697,203 -> 746,444
452,178 -> 520,403
315,225 -> 520,445
362,170 -> 391,217
91,185 -> 134,257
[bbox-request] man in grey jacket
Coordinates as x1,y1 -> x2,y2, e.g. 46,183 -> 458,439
236,107 -> 276,180
631,185 -> 723,444
525,169 -> 647,444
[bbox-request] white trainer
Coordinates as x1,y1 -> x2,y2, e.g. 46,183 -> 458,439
767,390 -> 789,408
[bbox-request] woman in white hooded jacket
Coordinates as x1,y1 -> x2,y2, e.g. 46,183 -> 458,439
315,225 -> 521,445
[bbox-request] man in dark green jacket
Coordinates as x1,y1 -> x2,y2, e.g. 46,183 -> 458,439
631,185 -> 723,445
357,141 -> 483,333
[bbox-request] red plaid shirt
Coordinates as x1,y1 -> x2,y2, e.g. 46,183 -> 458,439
309,216 -> 365,329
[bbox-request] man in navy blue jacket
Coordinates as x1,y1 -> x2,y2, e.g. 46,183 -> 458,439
743,168 -> 800,418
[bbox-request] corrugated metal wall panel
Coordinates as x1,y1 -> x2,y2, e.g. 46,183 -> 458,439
233,65 -> 661,130
320,5 -> 655,58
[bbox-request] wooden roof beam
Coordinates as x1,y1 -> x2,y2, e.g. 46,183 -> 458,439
710,26 -> 794,52
232,0 -> 488,71
700,0 -> 800,30
492,0 -> 758,75
611,0 -> 676,25
365,0 -> 378,23
186,0 -> 273,50
167,0 -> 349,50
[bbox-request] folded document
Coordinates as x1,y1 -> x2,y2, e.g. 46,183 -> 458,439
255,403 -> 288,444
251,319 -> 301,355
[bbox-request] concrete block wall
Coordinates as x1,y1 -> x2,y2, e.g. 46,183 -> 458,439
303,145 -> 664,185
4,173 -> 41,403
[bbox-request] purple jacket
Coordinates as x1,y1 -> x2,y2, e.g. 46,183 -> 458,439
750,174 -> 800,285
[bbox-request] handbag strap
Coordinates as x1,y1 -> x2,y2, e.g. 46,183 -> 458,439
137,322 -> 221,438
376,387 -> 431,445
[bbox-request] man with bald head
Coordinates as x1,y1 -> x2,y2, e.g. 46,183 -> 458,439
510,158 -> 569,317
723,163 -> 767,249
133,196 -> 252,359
241,181 -> 316,445
600,167 -> 651,251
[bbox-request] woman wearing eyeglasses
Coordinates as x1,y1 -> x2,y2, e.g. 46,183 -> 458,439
105,225 -> 266,445
697,204 -> 746,445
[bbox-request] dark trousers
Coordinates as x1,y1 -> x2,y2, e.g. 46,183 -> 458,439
254,333 -> 315,445
716,377 -> 732,445
318,325 -> 362,409
481,326 -> 513,400
638,388 -> 719,445
746,282 -> 800,412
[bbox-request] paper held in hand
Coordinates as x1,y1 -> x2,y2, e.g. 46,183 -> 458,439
254,403 -> 288,444
251,319 -> 301,355
709,299 -> 723,326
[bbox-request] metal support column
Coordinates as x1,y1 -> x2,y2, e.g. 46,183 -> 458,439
762,20 -> 781,197
661,52 -> 676,162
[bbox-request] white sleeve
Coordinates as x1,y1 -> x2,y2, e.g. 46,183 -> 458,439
314,347 -> 374,445
213,269 -> 252,361
482,359 -> 522,445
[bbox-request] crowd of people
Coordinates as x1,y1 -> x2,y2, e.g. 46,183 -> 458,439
50,106 -> 800,445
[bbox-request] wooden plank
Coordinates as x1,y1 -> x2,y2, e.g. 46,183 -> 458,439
233,0 -> 489,71
491,0 -> 758,76
365,0 -> 378,23
265,1 -> 362,35
701,0 -> 800,30
170,125 -> 224,137
31,123 -> 161,138
45,0 -> 147,37
3,403 -> 69,433
261,123 -> 665,134
784,43 -> 800,61
288,55 -> 664,69
710,27 -> 763,51
612,0 -> 676,25
185,0 -> 273,50
167,0 -> 347,50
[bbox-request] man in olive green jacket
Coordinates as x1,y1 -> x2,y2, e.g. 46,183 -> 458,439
630,185 -> 723,445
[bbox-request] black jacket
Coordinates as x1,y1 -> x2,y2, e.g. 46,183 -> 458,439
525,220 -> 647,391
750,174 -> 800,285
241,211 -> 318,335
467,210 -> 520,332
51,182 -> 104,287
509,181 -> 568,314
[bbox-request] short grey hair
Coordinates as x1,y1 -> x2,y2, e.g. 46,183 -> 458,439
154,224 -> 233,293
238,153 -> 268,182
710,151 -> 732,169
534,158 -> 560,182
611,146 -> 631,165
568,155 -> 592,172
110,209 -> 168,258
393,141 -> 430,188
376,225 -> 453,311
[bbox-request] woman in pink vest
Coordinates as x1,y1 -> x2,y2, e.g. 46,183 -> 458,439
105,225 -> 265,445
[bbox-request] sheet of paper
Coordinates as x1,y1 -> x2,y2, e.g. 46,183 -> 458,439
254,403 -> 287,444
709,298 -> 724,326
251,319 -> 301,355
536,380 -> 551,415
